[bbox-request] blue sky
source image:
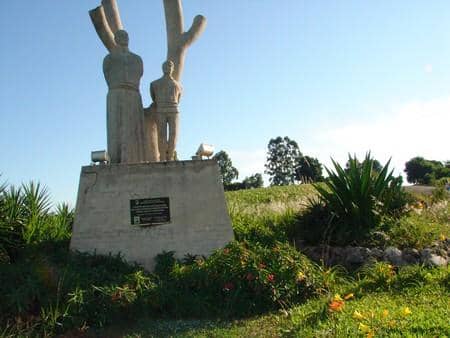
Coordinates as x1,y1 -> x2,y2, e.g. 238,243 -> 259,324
1,1 -> 449,206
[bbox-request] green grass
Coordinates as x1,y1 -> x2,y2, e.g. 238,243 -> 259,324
85,265 -> 450,337
1,183 -> 449,337
226,184 -> 317,215
386,201 -> 450,249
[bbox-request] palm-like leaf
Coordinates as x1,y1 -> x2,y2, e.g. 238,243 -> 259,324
312,152 -> 407,244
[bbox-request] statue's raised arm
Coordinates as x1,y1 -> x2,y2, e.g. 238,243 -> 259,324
89,0 -> 124,51
163,0 -> 207,81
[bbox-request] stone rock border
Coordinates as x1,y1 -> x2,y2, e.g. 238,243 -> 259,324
296,239 -> 449,269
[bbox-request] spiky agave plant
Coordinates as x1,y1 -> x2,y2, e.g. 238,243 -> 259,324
49,203 -> 74,241
313,153 -> 405,243
21,181 -> 52,244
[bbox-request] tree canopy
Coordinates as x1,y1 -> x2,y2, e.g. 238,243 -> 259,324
265,136 -> 303,186
295,155 -> 324,183
404,157 -> 450,184
213,150 -> 239,185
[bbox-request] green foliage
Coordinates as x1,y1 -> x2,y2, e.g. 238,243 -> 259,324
301,153 -> 409,245
385,202 -> 450,249
0,241 -> 323,335
404,156 -> 450,184
345,158 -> 383,174
213,150 -> 239,185
152,241 -> 321,317
224,173 -> 264,191
265,136 -> 303,186
286,265 -> 450,337
241,173 -> 264,189
296,155 -> 324,183
2,174 -> 449,336
226,183 -> 316,207
0,184 -> 24,261
0,180 -> 73,261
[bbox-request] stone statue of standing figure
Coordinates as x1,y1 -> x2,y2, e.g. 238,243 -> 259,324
103,30 -> 146,164
89,0 -> 206,163
146,60 -> 182,161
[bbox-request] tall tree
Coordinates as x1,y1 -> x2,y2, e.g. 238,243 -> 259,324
404,157 -> 440,184
212,151 -> 239,185
296,156 -> 324,183
265,136 -> 303,186
345,158 -> 382,174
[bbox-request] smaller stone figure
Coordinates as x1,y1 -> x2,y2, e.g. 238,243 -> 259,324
148,60 -> 182,162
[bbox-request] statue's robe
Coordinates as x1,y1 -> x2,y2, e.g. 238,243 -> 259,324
103,49 -> 146,164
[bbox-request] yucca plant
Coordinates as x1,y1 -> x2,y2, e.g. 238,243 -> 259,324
48,203 -> 74,241
21,182 -> 52,244
312,153 -> 407,244
0,181 -> 26,260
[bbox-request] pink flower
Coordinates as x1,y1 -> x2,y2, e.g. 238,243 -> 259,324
267,274 -> 275,283
246,273 -> 255,281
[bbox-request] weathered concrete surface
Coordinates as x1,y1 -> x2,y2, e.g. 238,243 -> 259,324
146,60 -> 182,162
103,30 -> 147,164
71,160 -> 234,270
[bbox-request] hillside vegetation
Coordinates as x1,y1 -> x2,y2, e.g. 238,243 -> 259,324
0,176 -> 449,337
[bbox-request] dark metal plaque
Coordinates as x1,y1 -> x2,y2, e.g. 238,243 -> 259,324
130,197 -> 170,226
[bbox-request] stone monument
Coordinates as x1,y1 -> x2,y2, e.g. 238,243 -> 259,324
70,0 -> 233,271
147,60 -> 182,162
103,30 -> 146,163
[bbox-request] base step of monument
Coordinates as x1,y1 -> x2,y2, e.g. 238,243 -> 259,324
70,160 -> 234,271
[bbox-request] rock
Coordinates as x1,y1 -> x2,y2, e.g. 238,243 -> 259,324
345,247 -> 371,266
401,248 -> 420,264
421,248 -> 448,267
370,248 -> 384,260
384,246 -> 405,266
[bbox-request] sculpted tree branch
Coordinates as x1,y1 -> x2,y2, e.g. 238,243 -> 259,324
163,0 -> 207,81
89,0 -> 124,52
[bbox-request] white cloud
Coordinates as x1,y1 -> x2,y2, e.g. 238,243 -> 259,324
424,64 -> 433,73
229,96 -> 449,186
310,96 -> 450,178
228,149 -> 267,182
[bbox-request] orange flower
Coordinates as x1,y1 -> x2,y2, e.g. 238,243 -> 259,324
223,248 -> 230,255
328,300 -> 344,312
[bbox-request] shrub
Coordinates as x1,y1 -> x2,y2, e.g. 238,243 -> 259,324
297,153 -> 409,245
1,240 -> 326,335
152,241 -> 322,317
0,181 -> 73,261
384,202 -> 450,249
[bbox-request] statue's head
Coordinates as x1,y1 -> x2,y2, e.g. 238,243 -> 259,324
114,30 -> 129,47
162,60 -> 174,76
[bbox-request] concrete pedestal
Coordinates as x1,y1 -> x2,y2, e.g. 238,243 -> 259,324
70,160 -> 234,270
